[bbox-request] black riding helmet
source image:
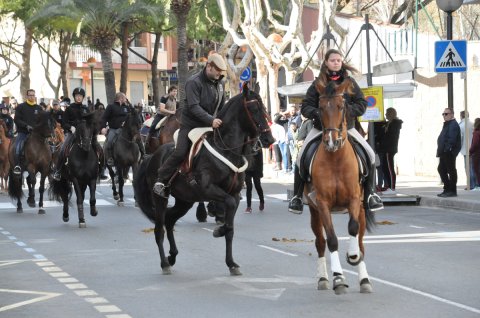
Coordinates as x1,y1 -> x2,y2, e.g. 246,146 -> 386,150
72,87 -> 86,98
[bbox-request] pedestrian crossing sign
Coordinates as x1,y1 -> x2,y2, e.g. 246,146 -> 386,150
434,40 -> 467,73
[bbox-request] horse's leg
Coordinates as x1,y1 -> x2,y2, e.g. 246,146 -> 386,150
165,200 -> 194,268
108,165 -> 118,200
212,195 -> 241,276
316,200 -> 348,295
37,174 -> 47,215
117,165 -> 124,206
72,179 -> 86,228
89,178 -> 98,217
61,189 -> 70,222
309,204 -> 329,290
347,202 -> 372,293
152,195 -> 171,274
196,202 -> 207,222
132,162 -> 138,207
26,173 -> 36,208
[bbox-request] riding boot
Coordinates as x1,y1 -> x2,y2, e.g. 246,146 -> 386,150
364,163 -> 384,211
104,146 -> 114,166
288,165 -> 304,214
13,153 -> 21,175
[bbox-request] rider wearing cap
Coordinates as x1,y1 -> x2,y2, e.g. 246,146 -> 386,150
153,52 -> 227,198
12,89 -> 44,175
0,103 -> 14,138
52,87 -> 102,181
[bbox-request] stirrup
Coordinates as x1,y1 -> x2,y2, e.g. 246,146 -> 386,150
367,194 -> 384,211
13,166 -> 21,175
107,158 -> 114,166
153,181 -> 169,198
52,170 -> 61,181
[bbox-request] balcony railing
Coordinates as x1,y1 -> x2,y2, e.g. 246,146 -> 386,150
71,45 -> 149,65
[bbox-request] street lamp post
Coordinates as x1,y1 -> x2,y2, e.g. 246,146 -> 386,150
87,57 -> 96,110
436,0 -> 463,110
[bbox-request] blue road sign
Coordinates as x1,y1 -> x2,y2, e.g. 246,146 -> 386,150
240,67 -> 251,81
434,40 -> 467,73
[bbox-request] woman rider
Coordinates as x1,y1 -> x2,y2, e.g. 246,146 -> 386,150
288,49 -> 383,214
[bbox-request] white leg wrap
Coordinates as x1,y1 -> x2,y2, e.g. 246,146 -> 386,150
358,261 -> 369,281
348,235 -> 360,257
316,257 -> 328,279
330,251 -> 343,274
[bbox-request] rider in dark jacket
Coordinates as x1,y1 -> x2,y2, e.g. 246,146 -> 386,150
100,92 -> 145,166
0,104 -> 14,138
12,89 -> 44,174
288,49 -> 383,214
52,87 -> 102,181
153,53 -> 227,198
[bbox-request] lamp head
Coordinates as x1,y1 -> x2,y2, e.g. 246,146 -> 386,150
436,0 -> 463,12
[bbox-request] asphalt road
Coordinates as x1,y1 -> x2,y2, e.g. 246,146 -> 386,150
1,178 -> 479,318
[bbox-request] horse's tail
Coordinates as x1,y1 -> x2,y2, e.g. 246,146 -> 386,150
133,155 -> 155,222
48,178 -> 72,204
8,171 -> 23,200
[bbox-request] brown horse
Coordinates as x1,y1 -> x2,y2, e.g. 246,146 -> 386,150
305,79 -> 375,295
144,110 -> 181,154
0,120 -> 10,192
8,112 -> 56,214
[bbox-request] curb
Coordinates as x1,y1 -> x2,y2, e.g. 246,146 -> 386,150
418,196 -> 480,212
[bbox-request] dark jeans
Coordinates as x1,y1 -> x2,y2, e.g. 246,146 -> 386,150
148,114 -> 164,135
156,127 -> 191,182
245,174 -> 264,208
438,152 -> 457,194
381,152 -> 397,190
14,132 -> 28,166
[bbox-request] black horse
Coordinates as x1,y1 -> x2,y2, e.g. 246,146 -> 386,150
134,86 -> 274,275
8,111 -> 56,214
49,112 -> 100,228
105,109 -> 141,206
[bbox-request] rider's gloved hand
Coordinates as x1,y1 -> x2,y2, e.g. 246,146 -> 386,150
27,125 -> 33,132
70,126 -> 76,134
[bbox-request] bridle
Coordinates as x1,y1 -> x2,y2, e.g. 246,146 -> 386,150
318,93 -> 347,151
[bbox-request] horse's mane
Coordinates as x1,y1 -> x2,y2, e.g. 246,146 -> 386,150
315,77 -> 354,96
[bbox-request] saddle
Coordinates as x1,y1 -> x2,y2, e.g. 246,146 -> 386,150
298,133 -> 369,184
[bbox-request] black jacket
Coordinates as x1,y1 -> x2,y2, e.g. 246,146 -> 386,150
51,109 -> 65,127
301,76 -> 367,130
437,119 -> 461,157
13,102 -> 44,133
381,118 -> 403,154
246,150 -> 263,179
297,118 -> 313,142
62,102 -> 90,132
101,102 -> 132,129
0,114 -> 14,138
181,68 -> 225,128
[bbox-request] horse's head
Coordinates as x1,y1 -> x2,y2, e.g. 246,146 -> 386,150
315,79 -> 352,152
124,108 -> 141,138
33,111 -> 56,139
75,112 -> 95,152
241,84 -> 275,148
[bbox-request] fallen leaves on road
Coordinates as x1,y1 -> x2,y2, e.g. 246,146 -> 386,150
142,228 -> 155,233
272,237 -> 314,243
375,220 -> 396,225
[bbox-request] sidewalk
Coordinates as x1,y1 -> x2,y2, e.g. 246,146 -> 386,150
262,163 -> 480,212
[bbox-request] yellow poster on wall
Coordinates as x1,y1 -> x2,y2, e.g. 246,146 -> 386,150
359,86 -> 384,122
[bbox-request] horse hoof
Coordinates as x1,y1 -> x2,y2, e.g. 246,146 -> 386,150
79,221 -> 86,228
213,225 -> 227,238
197,218 -> 207,223
17,208 -> 23,213
346,251 -> 363,266
113,194 -> 119,200
162,266 -> 172,275
117,200 -> 124,207
134,201 -> 139,208
63,216 -> 69,222
317,278 -> 330,290
28,202 -> 36,208
360,278 -> 373,293
91,209 -> 98,217
333,276 -> 349,295
38,209 -> 46,215
229,267 -> 242,276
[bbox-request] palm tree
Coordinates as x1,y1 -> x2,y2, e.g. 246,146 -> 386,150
29,0 -> 159,104
171,0 -> 191,106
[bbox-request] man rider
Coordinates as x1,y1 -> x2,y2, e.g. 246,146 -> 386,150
100,92 -> 145,166
12,89 -> 43,175
145,85 -> 178,144
153,53 -> 227,198
51,99 -> 64,127
0,103 -> 14,138
52,87 -> 102,181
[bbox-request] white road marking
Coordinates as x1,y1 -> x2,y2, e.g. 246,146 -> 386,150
0,289 -> 62,312
258,245 -> 297,257
95,305 -> 122,313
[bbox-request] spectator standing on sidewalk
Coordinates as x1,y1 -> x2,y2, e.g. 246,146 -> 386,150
380,107 -> 403,194
244,148 -> 265,213
459,110 -> 476,189
271,113 -> 286,171
436,108 -> 461,197
469,118 -> 480,190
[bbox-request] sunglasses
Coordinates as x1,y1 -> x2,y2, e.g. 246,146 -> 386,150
442,113 -> 451,116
